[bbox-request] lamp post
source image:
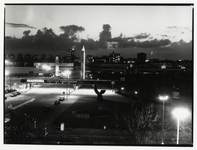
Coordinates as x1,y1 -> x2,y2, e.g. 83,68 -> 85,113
134,91 -> 138,99
63,70 -> 71,99
158,95 -> 169,144
172,107 -> 190,144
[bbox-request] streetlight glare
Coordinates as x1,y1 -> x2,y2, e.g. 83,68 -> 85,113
63,70 -> 71,76
5,60 -> 9,64
5,70 -> 9,76
159,95 -> 169,101
42,65 -> 51,70
172,107 -> 190,120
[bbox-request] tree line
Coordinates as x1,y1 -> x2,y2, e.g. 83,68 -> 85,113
5,24 -> 112,51
5,24 -> 172,53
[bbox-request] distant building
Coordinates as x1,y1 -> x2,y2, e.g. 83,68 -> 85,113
67,48 -> 75,62
86,55 -> 94,63
109,51 -> 121,63
5,56 -> 74,77
106,41 -> 118,49
67,49 -> 75,61
137,52 -> 146,63
86,63 -> 129,80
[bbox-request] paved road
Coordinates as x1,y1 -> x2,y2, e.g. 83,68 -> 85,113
5,83 -> 136,143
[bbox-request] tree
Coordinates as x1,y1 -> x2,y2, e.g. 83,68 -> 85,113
23,30 -> 31,37
16,53 -> 23,62
59,25 -> 85,50
40,54 -> 47,62
99,24 -> 112,48
80,38 -> 98,50
33,28 -> 58,50
59,25 -> 85,42
118,101 -> 162,144
8,53 -> 15,61
46,55 -> 55,62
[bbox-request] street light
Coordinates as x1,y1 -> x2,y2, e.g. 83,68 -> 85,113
134,91 -> 138,99
158,95 -> 169,144
172,107 -> 190,144
63,70 -> 71,99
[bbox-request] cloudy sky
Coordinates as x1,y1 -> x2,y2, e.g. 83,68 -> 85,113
5,4 -> 193,42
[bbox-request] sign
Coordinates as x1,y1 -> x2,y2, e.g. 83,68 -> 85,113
21,79 -> 44,83
60,123 -> 65,131
111,81 -> 115,85
172,91 -> 180,99
27,79 -> 44,83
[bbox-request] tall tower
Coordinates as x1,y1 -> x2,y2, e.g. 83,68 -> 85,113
81,45 -> 85,79
55,56 -> 60,76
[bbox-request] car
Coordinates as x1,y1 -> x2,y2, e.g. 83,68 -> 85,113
15,91 -> 21,95
10,93 -> 17,97
5,117 -> 10,123
54,100 -> 60,105
44,106 -> 51,111
59,96 -> 65,101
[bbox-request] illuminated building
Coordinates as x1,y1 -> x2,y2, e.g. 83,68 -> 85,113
109,51 -> 121,63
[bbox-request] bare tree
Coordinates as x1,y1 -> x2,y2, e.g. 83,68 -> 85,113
119,101 -> 162,144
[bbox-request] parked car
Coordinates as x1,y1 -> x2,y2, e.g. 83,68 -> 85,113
54,100 -> 60,105
5,117 -> 10,123
15,91 -> 21,95
43,106 -> 51,111
59,96 -> 65,101
10,93 -> 17,97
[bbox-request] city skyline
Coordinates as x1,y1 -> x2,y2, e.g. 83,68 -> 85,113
3,2 -> 194,146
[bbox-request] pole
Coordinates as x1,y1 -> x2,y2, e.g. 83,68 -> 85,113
9,76 -> 11,90
33,118 -> 37,129
162,100 -> 165,144
67,74 -> 68,99
81,45 -> 85,79
25,113 -> 27,124
177,117 -> 180,144
68,74 -> 70,96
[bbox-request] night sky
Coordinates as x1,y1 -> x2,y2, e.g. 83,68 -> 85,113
4,3 -> 193,60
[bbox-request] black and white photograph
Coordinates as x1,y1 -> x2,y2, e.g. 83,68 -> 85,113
2,1 -> 195,148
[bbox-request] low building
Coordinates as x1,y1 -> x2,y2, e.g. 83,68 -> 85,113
5,56 -> 74,77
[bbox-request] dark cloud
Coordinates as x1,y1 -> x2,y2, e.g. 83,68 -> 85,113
161,34 -> 168,37
167,26 -> 177,29
6,22 -> 37,29
60,25 -> 85,34
135,39 -> 171,48
134,33 -> 150,39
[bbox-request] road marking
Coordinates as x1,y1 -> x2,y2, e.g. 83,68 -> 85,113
12,98 -> 35,110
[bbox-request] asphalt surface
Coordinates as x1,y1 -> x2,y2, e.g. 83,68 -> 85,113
4,83 -> 137,144
4,83 -> 192,145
